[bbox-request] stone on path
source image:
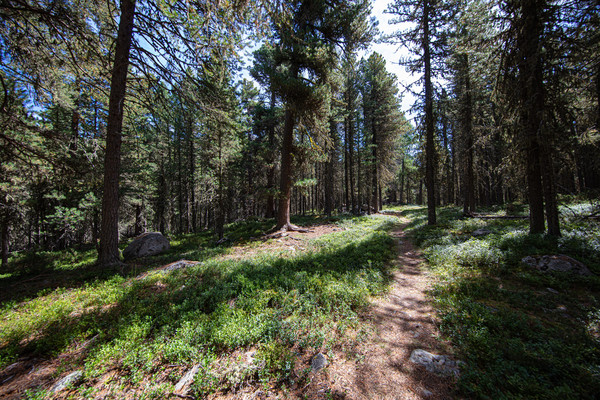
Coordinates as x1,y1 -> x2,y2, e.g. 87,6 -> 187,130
51,370 -> 83,393
311,353 -> 328,372
123,232 -> 170,260
409,349 -> 460,377
174,364 -> 200,394
522,255 -> 592,276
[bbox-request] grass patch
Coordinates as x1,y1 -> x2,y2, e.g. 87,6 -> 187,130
391,204 -> 600,399
0,214 -> 397,398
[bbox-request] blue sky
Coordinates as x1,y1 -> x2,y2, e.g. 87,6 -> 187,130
363,0 -> 417,115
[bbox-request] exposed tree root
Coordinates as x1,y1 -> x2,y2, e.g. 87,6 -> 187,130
265,223 -> 312,239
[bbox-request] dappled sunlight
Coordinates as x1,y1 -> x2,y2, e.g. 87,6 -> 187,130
402,205 -> 600,398
0,215 -> 397,398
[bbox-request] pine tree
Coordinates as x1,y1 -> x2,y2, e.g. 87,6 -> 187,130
387,0 -> 451,225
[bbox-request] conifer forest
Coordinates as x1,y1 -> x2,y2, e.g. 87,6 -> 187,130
0,0 -> 599,399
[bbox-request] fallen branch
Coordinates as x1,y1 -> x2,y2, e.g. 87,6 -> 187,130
172,393 -> 194,400
468,214 -> 528,220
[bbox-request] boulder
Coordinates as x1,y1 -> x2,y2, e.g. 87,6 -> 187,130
311,352 -> 328,372
409,349 -> 460,377
522,255 -> 592,276
123,232 -> 170,260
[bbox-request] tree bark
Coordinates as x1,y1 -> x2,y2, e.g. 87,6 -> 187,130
460,54 -> 476,215
347,88 -> 356,213
276,107 -> 295,230
134,204 -> 144,236
1,218 -> 9,268
541,142 -> 560,236
441,91 -> 450,205
423,0 -> 437,225
400,158 -> 405,204
70,78 -> 81,152
519,0 -> 546,234
265,92 -> 276,218
344,122 -> 350,211
188,122 -> 197,232
98,0 -> 136,266
371,113 -> 379,213
325,118 -> 336,217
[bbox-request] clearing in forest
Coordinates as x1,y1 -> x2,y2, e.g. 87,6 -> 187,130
2,204 -> 599,399
1,213 -> 452,399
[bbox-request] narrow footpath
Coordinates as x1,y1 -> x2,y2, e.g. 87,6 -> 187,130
304,218 -> 456,399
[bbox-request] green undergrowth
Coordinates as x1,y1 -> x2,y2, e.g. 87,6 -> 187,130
389,204 -> 600,399
0,214 -> 397,398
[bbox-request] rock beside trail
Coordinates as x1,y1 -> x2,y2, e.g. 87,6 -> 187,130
409,349 -> 460,377
51,370 -> 83,393
123,232 -> 170,260
311,353 -> 328,372
522,255 -> 592,276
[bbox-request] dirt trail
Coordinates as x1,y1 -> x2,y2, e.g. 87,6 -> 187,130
304,219 -> 456,400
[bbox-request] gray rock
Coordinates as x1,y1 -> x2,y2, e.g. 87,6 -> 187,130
311,353 -> 328,372
472,228 -> 492,237
522,255 -> 592,276
164,260 -> 200,271
522,256 -> 538,268
123,232 -> 170,260
175,364 -> 200,394
51,370 -> 83,392
409,349 -> 460,377
422,388 -> 433,397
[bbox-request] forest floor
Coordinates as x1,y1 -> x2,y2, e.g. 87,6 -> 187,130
215,216 -> 456,400
1,204 -> 599,399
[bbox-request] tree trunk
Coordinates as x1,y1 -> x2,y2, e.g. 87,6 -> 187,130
460,54 -> 476,215
371,115 -> 378,213
70,79 -> 81,152
423,0 -> 437,225
441,92 -> 450,205
216,132 -> 225,239
134,204 -> 143,236
541,143 -> 560,236
276,107 -> 295,230
98,0 -> 136,266
597,63 -> 600,131
344,123 -> 350,211
188,125 -> 197,232
519,0 -> 546,234
347,98 -> 356,214
325,119 -> 336,217
400,158 -> 405,204
92,208 -> 99,251
450,123 -> 456,204
1,218 -> 9,268
266,92 -> 276,219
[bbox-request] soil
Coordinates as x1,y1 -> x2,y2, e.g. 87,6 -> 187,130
0,215 -> 456,399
